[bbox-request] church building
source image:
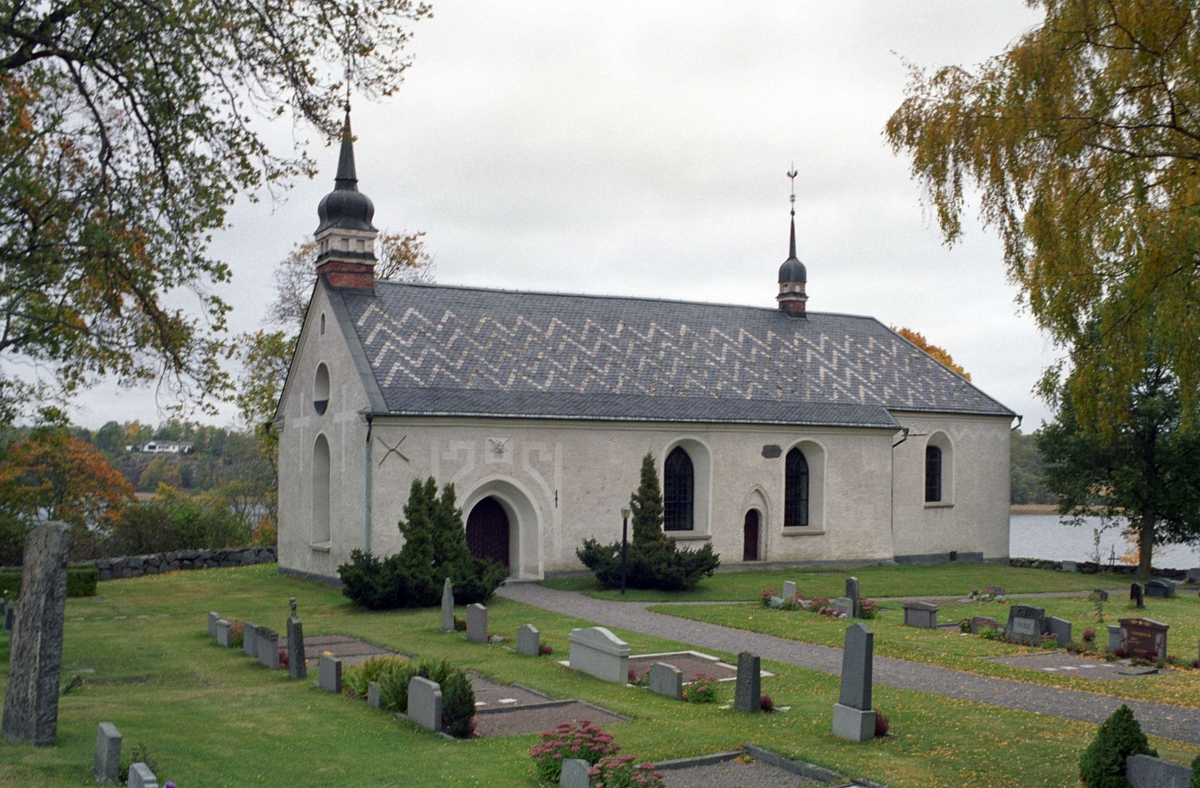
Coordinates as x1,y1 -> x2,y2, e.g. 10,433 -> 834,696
275,115 -> 1016,583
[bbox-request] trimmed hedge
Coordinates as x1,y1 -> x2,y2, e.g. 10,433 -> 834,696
0,563 -> 100,599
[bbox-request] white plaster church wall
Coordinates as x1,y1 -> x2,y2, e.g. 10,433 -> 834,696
277,284 -> 371,578
889,412 -> 1012,562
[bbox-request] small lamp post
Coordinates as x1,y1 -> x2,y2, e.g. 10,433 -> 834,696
620,505 -> 632,595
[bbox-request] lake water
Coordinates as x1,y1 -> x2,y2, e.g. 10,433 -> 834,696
1010,515 -> 1200,570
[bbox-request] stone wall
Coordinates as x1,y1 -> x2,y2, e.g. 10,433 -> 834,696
91,547 -> 277,581
1009,557 -> 1190,579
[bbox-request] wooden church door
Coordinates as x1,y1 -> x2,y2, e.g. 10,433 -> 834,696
466,497 -> 510,570
742,510 -> 760,561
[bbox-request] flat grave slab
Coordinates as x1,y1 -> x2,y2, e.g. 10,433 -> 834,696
290,634 -> 405,667
660,759 -> 822,787
984,652 -> 1164,681
464,672 -> 626,738
468,673 -> 555,709
626,651 -> 774,683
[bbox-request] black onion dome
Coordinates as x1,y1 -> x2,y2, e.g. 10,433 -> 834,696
315,112 -> 377,234
777,216 -> 806,283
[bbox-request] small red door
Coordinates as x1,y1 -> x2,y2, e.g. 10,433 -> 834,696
466,497 -> 510,570
743,510 -> 760,561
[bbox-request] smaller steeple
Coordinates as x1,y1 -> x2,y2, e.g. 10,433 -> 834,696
313,105 -> 378,291
776,165 -> 808,316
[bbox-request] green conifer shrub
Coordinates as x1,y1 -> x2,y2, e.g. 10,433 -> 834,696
1190,753 -> 1200,788
441,669 -> 477,738
1079,704 -> 1156,788
338,478 -> 507,609
577,452 -> 720,591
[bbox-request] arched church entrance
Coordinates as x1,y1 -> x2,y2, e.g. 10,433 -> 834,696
743,510 -> 760,561
466,497 -> 510,570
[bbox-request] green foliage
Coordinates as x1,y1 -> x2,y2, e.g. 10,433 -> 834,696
885,1 -> 1200,426
1010,428 -> 1052,505
373,658 -> 455,714
1079,704 -> 1156,788
1038,368 -> 1200,574
342,656 -> 409,700
118,744 -> 158,785
631,452 -> 665,546
577,456 -> 719,591
681,674 -> 719,704
338,478 -> 506,609
530,721 -> 619,784
107,486 -> 251,558
440,669 -> 476,739
0,565 -> 99,598
1189,753 -> 1200,788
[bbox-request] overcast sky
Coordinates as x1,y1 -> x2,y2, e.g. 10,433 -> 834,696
64,1 -> 1059,431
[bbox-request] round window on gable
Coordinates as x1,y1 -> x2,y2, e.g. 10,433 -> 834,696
314,362 -> 330,415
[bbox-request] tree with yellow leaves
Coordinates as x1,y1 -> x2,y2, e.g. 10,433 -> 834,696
893,327 -> 970,381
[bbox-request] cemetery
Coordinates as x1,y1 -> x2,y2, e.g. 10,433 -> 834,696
0,559 -> 1198,785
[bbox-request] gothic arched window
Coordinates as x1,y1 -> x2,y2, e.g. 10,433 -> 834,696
663,447 -> 694,531
925,445 -> 942,503
784,447 -> 810,527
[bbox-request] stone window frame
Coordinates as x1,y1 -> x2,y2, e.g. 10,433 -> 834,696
924,431 -> 954,507
313,362 -> 330,415
780,439 -> 826,534
311,433 -> 332,547
660,437 -> 712,537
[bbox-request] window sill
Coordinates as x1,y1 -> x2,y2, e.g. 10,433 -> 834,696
924,502 -> 954,509
781,528 -> 826,537
665,532 -> 711,541
310,541 -> 332,553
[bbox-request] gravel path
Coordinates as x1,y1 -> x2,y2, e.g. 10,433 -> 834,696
498,583 -> 1200,744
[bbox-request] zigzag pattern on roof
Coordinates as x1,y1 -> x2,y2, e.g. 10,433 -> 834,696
339,283 -> 1011,420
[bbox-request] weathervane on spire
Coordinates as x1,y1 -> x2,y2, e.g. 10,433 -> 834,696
343,48 -> 354,114
787,163 -> 797,218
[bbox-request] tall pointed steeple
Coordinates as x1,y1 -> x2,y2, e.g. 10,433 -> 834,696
314,105 -> 378,291
776,165 -> 808,316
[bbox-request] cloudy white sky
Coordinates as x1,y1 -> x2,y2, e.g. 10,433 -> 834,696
66,1 -> 1059,430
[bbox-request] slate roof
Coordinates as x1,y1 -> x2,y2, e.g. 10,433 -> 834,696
333,281 -> 1015,429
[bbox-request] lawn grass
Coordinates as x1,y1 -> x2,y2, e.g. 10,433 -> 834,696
542,562 -> 1134,602
649,593 -> 1200,707
0,565 -> 1195,787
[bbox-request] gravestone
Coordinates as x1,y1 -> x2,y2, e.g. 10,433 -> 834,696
319,654 -> 342,693
407,676 -> 442,732
561,758 -> 591,788
215,619 -> 232,647
1046,616 -> 1072,648
781,581 -> 796,600
1,521 -> 69,746
1119,618 -> 1168,662
4,604 -> 13,632
567,627 -> 630,684
767,596 -> 784,609
287,600 -> 307,680
207,611 -> 220,639
832,597 -> 854,618
1107,624 -> 1122,653
256,626 -> 280,670
1061,561 -> 1077,573
367,681 -> 382,709
1093,589 -> 1109,602
733,652 -> 761,714
902,601 -> 938,629
1145,579 -> 1175,599
1130,583 -> 1144,609
516,624 -> 540,657
440,579 -> 455,633
93,722 -> 122,784
242,620 -> 258,658
1003,605 -> 1047,646
1186,567 -> 1200,584
649,662 -> 683,701
1125,754 -> 1194,788
832,622 -> 876,743
127,762 -> 159,788
845,576 -> 861,618
466,603 -> 488,644
970,616 -> 998,635
985,586 -> 1006,596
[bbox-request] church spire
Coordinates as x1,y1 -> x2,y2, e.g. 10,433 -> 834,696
776,164 -> 808,316
313,104 -> 378,292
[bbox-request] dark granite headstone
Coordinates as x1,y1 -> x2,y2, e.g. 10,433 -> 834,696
1145,579 -> 1175,599
832,622 -> 876,742
287,614 -> 307,680
1046,616 -> 1071,648
1119,618 -> 1168,662
902,601 -> 938,629
1,522 -> 70,746
1003,605 -> 1047,646
733,652 -> 760,713
1130,583 -> 1144,608
1092,589 -> 1109,602
845,577 -> 861,618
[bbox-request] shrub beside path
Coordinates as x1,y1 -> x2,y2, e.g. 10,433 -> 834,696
497,583 -> 1200,745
